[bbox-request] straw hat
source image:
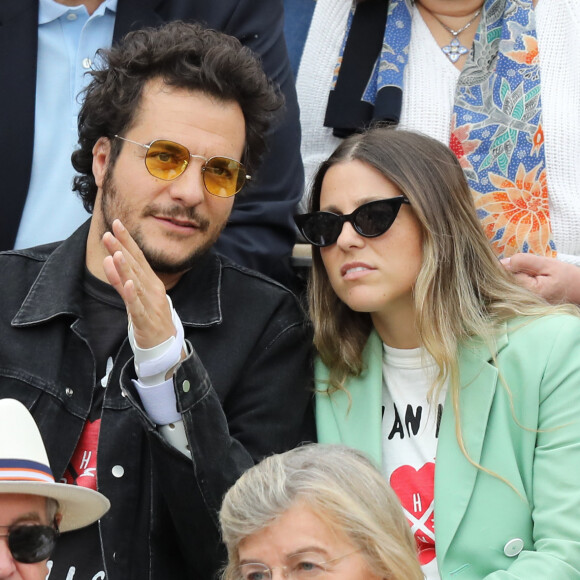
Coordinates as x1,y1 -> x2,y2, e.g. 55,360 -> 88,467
0,398 -> 110,532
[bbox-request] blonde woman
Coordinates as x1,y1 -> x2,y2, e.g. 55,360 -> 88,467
295,0 -> 580,303
219,444 -> 424,580
294,127 -> 580,579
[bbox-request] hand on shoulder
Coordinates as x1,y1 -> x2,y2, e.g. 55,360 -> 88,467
501,253 -> 580,305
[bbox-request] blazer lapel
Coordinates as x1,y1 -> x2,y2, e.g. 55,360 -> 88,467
315,331 -> 384,467
435,324 -> 509,565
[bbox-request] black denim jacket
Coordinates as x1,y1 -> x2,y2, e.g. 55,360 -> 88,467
0,222 -> 315,579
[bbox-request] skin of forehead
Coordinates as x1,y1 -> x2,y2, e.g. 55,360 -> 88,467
0,494 -> 50,526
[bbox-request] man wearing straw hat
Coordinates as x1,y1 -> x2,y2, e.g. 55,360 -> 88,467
0,399 -> 110,579
0,18 -> 314,580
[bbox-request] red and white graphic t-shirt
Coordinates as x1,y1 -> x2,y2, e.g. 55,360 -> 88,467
381,344 -> 447,580
48,272 -> 126,580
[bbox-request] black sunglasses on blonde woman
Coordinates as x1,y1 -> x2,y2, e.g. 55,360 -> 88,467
294,196 -> 410,247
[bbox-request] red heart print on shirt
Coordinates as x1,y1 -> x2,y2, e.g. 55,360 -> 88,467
390,462 -> 436,564
61,419 -> 101,490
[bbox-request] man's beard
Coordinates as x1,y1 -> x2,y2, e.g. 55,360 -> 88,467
100,167 -> 226,275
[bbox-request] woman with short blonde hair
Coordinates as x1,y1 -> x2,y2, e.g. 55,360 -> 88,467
220,444 -> 423,580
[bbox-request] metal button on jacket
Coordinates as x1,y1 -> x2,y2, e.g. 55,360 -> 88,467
112,465 -> 125,478
503,538 -> 524,557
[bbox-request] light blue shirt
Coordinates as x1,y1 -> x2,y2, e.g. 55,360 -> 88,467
15,0 -> 117,249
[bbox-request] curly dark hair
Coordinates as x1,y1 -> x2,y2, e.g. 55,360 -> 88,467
72,20 -> 284,212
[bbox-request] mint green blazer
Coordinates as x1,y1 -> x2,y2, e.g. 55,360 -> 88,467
316,315 -> 580,579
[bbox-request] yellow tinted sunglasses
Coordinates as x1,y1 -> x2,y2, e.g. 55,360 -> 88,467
114,135 -> 250,197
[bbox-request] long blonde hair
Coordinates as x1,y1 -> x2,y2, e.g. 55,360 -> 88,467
308,127 -> 577,400
219,444 -> 424,580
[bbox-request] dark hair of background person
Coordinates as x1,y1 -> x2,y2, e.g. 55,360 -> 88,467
72,20 -> 284,213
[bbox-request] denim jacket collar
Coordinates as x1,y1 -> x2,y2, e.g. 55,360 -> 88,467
12,220 -> 223,328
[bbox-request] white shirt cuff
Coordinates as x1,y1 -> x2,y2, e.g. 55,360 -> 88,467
132,377 -> 182,425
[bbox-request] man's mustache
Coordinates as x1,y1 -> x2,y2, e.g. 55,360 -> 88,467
143,205 -> 211,232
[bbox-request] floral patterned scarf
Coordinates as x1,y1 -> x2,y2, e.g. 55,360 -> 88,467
327,0 -> 555,257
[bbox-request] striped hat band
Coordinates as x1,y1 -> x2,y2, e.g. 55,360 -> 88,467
0,458 -> 54,483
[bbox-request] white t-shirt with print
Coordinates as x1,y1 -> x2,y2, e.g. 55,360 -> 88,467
381,344 -> 447,580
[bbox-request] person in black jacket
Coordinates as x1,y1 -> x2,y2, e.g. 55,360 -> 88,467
0,0 -> 303,286
0,22 -> 315,580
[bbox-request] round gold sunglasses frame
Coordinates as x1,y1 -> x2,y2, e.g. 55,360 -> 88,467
114,135 -> 251,197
